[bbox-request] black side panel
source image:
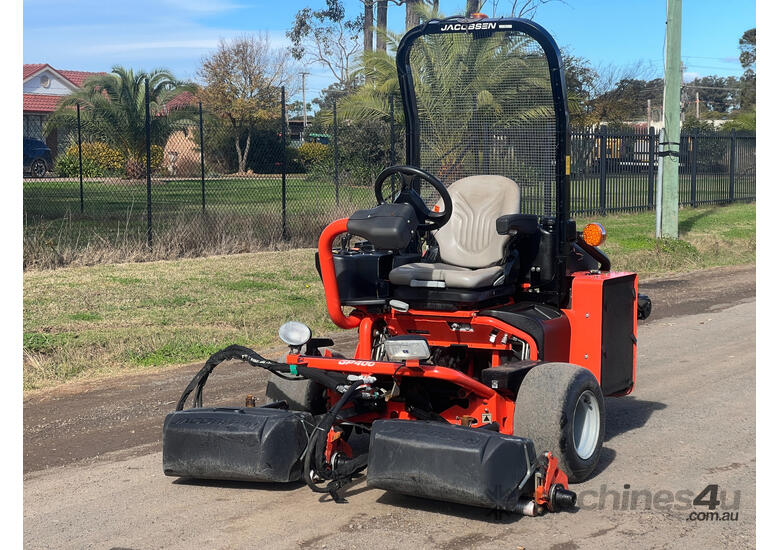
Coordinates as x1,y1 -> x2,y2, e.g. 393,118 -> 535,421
600,277 -> 636,395
392,284 -> 515,311
163,407 -> 313,482
481,360 -> 540,396
367,419 -> 536,511
316,251 -> 421,306
478,302 -> 563,358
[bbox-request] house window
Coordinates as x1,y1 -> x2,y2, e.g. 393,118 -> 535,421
23,114 -> 46,140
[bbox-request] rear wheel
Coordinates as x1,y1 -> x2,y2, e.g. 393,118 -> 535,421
513,362 -> 605,483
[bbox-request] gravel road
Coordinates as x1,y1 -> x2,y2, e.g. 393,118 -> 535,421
23,265 -> 755,549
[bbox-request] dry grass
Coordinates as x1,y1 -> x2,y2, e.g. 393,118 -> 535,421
23,202 -> 362,271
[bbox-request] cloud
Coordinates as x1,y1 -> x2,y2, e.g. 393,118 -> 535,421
160,0 -> 245,13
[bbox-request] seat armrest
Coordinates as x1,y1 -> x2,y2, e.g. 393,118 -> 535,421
496,214 -> 539,236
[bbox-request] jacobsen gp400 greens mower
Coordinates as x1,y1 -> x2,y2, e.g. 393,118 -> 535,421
163,15 -> 651,516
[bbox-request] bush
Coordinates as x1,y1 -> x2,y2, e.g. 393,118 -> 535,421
298,142 -> 329,168
54,153 -> 103,178
53,142 -> 163,178
55,142 -> 124,177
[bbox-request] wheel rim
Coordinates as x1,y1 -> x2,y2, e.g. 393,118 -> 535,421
572,389 -> 600,460
33,160 -> 45,177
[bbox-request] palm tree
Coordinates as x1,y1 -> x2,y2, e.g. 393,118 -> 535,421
334,7 -> 555,184
45,66 -> 194,178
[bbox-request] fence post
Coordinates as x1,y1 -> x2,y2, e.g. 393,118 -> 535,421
333,102 -> 340,204
647,126 -> 655,209
281,86 -> 289,240
729,129 -> 736,203
690,130 -> 698,208
144,78 -> 152,250
599,128 -> 607,215
199,101 -> 206,211
77,103 -> 84,214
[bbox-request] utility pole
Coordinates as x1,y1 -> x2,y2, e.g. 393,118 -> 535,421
647,99 -> 652,131
680,62 -> 686,124
695,91 -> 700,119
660,0 -> 681,239
300,71 -> 310,129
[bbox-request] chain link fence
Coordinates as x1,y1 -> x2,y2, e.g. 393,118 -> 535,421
23,83 -> 754,267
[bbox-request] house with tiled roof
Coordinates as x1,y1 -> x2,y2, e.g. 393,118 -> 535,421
23,64 -> 103,154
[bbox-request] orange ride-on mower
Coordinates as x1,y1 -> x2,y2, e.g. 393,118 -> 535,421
163,15 -> 652,516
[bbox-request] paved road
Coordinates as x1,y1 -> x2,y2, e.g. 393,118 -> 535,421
23,265 -> 755,549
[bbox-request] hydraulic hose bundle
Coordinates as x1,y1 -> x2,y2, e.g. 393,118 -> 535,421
174,344 -> 348,410
302,381 -> 370,501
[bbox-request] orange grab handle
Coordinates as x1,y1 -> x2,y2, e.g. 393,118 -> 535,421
317,218 -> 362,329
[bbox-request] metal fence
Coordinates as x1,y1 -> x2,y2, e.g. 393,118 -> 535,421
570,127 -> 756,215
23,84 -> 755,259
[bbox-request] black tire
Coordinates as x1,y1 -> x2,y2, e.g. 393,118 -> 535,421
265,375 -> 327,414
513,362 -> 605,483
30,158 -> 47,178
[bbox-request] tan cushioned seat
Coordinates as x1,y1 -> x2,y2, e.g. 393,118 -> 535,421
388,262 -> 504,289
387,175 -> 520,290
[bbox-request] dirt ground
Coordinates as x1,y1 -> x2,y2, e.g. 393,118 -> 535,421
23,264 -> 756,548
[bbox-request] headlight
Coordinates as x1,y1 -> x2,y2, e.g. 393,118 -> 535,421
384,335 -> 431,361
278,321 -> 312,347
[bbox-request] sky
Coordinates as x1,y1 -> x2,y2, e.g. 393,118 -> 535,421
23,0 -> 756,104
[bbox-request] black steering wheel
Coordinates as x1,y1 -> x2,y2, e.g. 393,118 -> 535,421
373,165 -> 453,231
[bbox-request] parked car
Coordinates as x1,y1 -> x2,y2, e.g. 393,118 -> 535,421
24,138 -> 52,178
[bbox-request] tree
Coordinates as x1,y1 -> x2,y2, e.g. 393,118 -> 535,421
406,0 -> 421,30
485,0 -> 561,17
45,66 -> 192,178
288,0 -> 363,87
739,28 -> 756,71
198,34 -> 295,173
561,53 -> 598,125
362,0 -> 374,53
376,0 -> 389,52
684,75 -> 739,116
738,28 -> 756,111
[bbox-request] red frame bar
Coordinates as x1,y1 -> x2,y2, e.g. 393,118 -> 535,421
287,354 -> 499,399
318,218 -> 361,329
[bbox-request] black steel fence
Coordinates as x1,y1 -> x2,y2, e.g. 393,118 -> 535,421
570,127 -> 755,215
23,84 -> 755,262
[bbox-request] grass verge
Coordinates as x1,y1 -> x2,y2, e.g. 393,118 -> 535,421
579,202 -> 755,275
23,202 -> 754,391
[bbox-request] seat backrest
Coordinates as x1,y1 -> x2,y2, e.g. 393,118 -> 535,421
432,175 -> 520,269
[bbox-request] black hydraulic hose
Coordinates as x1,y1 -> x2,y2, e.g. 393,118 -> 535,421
175,344 -> 347,411
303,381 -> 366,494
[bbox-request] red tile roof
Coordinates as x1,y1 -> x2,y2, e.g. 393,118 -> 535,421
23,64 -> 47,80
58,70 -> 101,88
23,63 -> 103,88
23,94 -> 64,113
163,91 -> 198,111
